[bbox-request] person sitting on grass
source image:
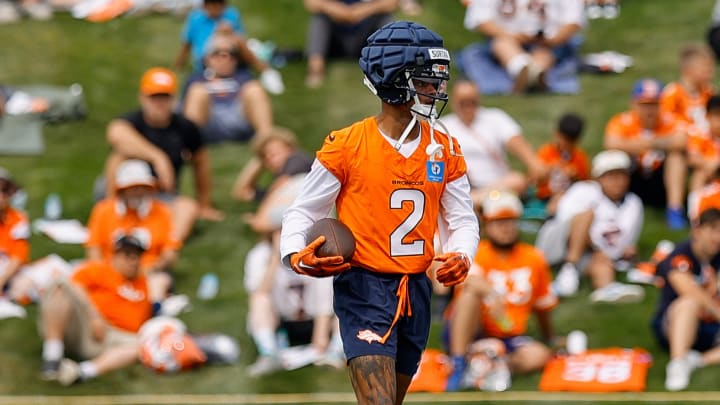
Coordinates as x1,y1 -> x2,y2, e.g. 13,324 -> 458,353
39,234 -> 152,386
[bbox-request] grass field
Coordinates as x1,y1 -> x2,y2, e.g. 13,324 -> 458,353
1,0 -> 720,403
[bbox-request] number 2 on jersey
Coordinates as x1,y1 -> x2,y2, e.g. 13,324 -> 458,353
389,189 -> 426,256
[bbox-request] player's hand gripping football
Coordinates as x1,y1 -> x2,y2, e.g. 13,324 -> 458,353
290,236 -> 351,278
434,252 -> 470,287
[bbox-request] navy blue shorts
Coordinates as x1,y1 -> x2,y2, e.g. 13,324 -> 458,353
651,314 -> 720,352
333,267 -> 432,376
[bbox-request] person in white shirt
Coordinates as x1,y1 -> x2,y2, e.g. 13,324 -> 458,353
535,149 -> 645,303
463,0 -> 585,93
441,80 -> 547,207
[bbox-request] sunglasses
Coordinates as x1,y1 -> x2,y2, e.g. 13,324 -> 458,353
210,49 -> 238,58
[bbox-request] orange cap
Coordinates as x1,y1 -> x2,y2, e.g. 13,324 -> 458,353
140,67 -> 177,96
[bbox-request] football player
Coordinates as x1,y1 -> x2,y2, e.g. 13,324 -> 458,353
280,21 -> 479,404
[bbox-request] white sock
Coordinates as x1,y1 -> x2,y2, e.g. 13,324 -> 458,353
507,54 -> 531,78
79,361 -> 98,380
42,340 -> 63,362
252,328 -> 277,357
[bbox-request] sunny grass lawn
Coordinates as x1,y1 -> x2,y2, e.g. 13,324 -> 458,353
0,0 -> 718,400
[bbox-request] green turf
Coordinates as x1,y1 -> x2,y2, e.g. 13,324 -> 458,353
0,0 -> 718,402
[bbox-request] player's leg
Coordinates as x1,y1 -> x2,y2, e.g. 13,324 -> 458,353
170,196 -> 199,242
666,296 -> 702,359
507,339 -> 551,374
348,354 -> 397,405
490,35 -> 531,93
239,81 -> 273,136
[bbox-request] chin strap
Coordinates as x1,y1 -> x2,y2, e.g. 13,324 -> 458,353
393,115 -> 418,151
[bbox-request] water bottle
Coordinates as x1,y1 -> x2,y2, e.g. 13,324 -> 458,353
197,272 -> 219,300
44,193 -> 62,220
276,328 -> 289,350
566,330 -> 588,355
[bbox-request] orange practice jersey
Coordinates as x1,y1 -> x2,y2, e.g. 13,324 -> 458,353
316,117 -> 467,274
85,199 -> 181,270
539,347 -> 652,392
660,82 -> 714,128
535,143 -> 590,200
687,128 -> 720,161
604,110 -> 683,171
72,260 -> 152,332
447,240 -> 557,338
0,207 -> 29,263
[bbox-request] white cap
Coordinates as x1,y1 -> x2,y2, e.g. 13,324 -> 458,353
591,150 -> 631,178
482,190 -> 523,220
115,160 -> 155,190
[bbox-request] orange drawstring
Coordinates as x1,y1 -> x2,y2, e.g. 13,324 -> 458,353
380,275 -> 412,344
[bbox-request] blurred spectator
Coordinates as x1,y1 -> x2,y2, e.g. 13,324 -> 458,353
604,78 -> 688,230
0,167 -> 29,295
0,0 -> 51,24
535,112 -> 590,215
182,33 -> 274,144
687,96 -> 720,192
708,0 -> 720,61
463,0 -> 585,94
442,80 -> 547,208
444,191 -> 556,391
86,160 -> 180,303
302,0 -> 398,88
660,43 -> 716,132
536,150 -> 645,303
398,0 -> 421,16
651,208 -> 720,391
175,0 -> 245,72
104,67 -> 224,243
39,234 -> 152,386
232,127 -> 312,204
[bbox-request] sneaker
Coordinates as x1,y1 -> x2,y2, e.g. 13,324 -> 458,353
158,294 -> 191,317
40,360 -> 60,381
57,358 -> 81,386
590,282 -> 645,304
666,208 -> 688,230
602,3 -> 619,19
0,298 -> 26,319
445,355 -> 467,392
314,349 -> 346,370
0,1 -> 20,24
665,352 -> 702,392
586,4 -> 603,19
552,262 -> 580,297
627,262 -> 658,285
247,355 -> 283,377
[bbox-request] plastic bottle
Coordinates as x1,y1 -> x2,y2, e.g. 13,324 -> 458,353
44,193 -> 62,220
566,330 -> 588,355
276,328 -> 289,350
197,272 -> 219,300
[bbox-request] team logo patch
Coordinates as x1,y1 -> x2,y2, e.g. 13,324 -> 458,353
427,161 -> 444,183
357,329 -> 383,344
428,48 -> 450,61
671,255 -> 692,273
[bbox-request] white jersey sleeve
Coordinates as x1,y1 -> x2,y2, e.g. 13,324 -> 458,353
437,174 -> 480,260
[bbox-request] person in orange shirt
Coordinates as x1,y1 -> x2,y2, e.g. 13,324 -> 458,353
280,22 -> 479,404
86,159 -> 180,302
535,112 -> 590,215
444,191 -> 557,391
0,167 -> 29,296
660,44 -> 715,132
687,96 -> 720,192
604,78 -> 688,229
39,234 -> 153,386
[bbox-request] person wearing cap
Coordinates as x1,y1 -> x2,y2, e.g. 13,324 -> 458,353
604,78 -> 689,230
536,150 -> 645,303
651,207 -> 720,391
443,190 -> 557,391
104,67 -> 224,243
39,233 -> 152,385
0,167 -> 30,296
86,159 -> 180,303
181,32 -> 275,144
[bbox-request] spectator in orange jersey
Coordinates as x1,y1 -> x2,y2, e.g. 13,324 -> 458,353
660,44 -> 715,132
86,160 -> 180,303
444,191 -> 557,391
39,234 -> 153,386
687,96 -> 720,192
0,168 -> 29,296
535,112 -> 590,215
604,78 -> 688,230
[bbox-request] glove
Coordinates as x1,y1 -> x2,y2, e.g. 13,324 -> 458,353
434,252 -> 470,287
260,69 -> 285,95
290,236 -> 351,278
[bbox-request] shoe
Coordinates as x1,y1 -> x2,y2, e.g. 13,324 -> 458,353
314,348 -> 346,369
627,262 -> 658,285
247,355 -> 283,377
57,359 -> 81,386
40,360 -> 60,381
0,298 -> 26,319
603,3 -> 619,19
590,282 -> 645,304
0,1 -> 20,24
586,4 -> 603,19
666,208 -> 688,230
21,1 -> 52,20
445,355 -> 467,392
158,294 -> 191,317
665,352 -> 702,392
552,262 -> 579,297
